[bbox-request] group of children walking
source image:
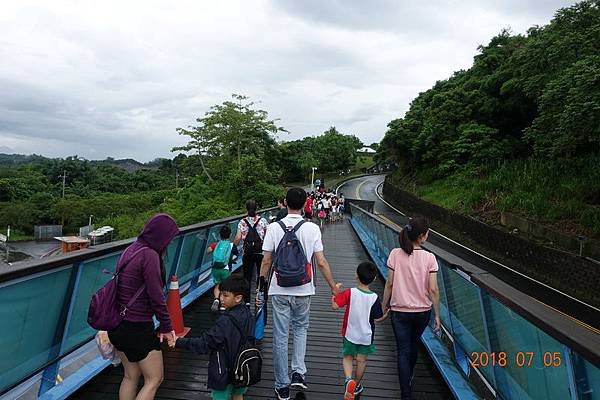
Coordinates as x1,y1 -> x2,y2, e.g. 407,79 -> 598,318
304,189 -> 345,227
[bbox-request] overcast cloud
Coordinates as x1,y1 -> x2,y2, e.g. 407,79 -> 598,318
0,0 -> 574,161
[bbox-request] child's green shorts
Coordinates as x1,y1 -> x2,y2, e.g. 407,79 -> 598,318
211,384 -> 247,400
342,337 -> 376,356
211,268 -> 231,284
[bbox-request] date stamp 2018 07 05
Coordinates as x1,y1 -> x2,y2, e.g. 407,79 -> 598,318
469,351 -> 563,368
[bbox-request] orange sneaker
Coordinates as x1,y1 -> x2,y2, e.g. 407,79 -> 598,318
344,379 -> 357,400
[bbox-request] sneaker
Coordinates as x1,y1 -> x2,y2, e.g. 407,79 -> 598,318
344,379 -> 357,400
290,372 -> 308,390
210,299 -> 220,313
274,387 -> 290,400
354,383 -> 364,395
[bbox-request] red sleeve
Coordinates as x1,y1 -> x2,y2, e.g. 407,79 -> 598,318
334,288 -> 351,307
209,242 -> 217,251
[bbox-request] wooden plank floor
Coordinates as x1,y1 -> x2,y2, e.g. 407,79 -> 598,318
72,219 -> 452,400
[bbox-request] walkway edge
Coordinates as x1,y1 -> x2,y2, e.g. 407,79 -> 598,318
38,256 -> 245,400
349,217 -> 478,400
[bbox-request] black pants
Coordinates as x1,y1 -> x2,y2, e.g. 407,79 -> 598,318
390,310 -> 431,400
242,253 -> 263,304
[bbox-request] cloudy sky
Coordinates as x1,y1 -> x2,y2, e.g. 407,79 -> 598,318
0,0 -> 574,161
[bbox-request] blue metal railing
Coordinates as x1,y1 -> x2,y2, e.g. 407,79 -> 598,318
0,209 -> 277,399
349,203 -> 599,400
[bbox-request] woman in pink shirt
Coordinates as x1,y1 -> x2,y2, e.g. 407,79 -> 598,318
382,217 -> 440,400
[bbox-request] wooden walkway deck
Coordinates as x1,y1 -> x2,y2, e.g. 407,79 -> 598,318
72,219 -> 451,400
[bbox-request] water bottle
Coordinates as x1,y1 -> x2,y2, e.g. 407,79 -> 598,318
256,290 -> 264,307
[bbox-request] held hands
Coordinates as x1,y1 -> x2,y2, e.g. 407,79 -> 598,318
375,307 -> 390,323
159,330 -> 177,348
331,296 -> 339,310
331,282 -> 343,296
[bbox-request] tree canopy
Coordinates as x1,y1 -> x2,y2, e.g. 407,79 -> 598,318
377,1 -> 600,178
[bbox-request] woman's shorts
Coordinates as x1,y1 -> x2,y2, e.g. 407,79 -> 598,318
212,267 -> 231,284
108,320 -> 161,362
212,384 -> 247,400
342,337 -> 376,356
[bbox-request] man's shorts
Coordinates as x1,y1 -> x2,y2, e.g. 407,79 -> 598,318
211,384 -> 247,400
211,267 -> 231,284
342,337 -> 376,356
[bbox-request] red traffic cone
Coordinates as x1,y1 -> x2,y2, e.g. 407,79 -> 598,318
166,275 -> 191,337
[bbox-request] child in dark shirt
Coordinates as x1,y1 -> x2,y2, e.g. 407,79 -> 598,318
175,275 -> 253,400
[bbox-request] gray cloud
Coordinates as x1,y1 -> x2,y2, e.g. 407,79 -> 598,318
0,0 -> 575,161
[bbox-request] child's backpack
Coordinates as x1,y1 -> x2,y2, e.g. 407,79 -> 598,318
273,220 -> 312,287
243,218 -> 263,255
212,240 -> 233,269
318,209 -> 326,219
225,314 -> 262,388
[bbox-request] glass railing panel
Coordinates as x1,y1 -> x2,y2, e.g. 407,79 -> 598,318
384,226 -> 397,256
175,230 -> 207,284
196,225 -> 224,280
0,266 -> 73,392
485,294 -> 571,400
163,236 -> 182,276
436,260 -> 452,330
442,267 -> 494,382
63,253 -> 121,352
577,356 -> 600,400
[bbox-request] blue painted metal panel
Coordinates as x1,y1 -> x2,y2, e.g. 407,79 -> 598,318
38,262 -> 84,397
421,328 -> 480,400
37,357 -> 111,400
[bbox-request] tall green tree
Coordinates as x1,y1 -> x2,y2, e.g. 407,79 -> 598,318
172,94 -> 286,181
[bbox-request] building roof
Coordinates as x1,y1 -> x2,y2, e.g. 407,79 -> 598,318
358,147 -> 376,153
54,236 -> 90,244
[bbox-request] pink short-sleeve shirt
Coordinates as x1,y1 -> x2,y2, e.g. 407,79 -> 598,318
387,248 -> 438,312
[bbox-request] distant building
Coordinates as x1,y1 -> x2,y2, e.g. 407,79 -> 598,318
358,147 -> 376,155
54,236 -> 90,253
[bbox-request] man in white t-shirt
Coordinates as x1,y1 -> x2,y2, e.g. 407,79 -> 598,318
259,187 -> 340,400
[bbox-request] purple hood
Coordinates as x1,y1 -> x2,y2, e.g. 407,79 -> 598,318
138,213 -> 180,253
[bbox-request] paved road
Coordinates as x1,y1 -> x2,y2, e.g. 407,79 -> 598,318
337,174 -> 408,228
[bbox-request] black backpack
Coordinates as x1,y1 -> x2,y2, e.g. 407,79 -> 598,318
243,218 -> 263,255
225,313 -> 262,388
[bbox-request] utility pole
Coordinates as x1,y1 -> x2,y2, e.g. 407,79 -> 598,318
175,169 -> 180,188
5,225 -> 9,264
311,167 -> 317,192
59,170 -> 67,198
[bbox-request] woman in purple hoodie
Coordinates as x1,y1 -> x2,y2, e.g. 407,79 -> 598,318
108,214 -> 179,400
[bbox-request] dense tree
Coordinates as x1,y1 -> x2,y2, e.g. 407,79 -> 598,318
173,94 -> 285,181
378,0 -> 600,178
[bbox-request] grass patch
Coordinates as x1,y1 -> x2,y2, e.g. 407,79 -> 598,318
392,155 -> 600,238
6,229 -> 34,242
354,155 -> 374,171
